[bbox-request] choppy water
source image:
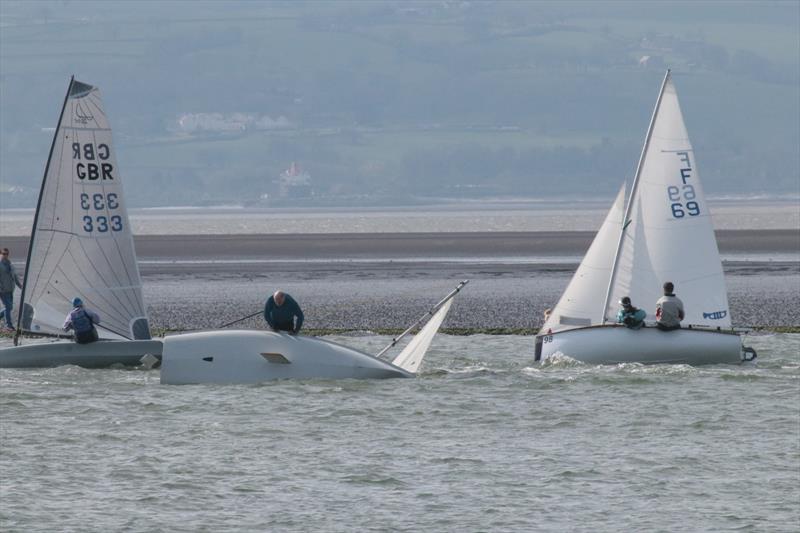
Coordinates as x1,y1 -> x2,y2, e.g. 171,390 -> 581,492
1,334 -> 798,532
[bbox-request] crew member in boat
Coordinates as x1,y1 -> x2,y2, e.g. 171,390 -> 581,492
0,248 -> 23,331
655,281 -> 684,331
616,296 -> 646,330
264,290 -> 304,335
63,297 -> 101,344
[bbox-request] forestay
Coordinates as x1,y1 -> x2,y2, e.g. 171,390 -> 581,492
392,298 -> 453,373
541,185 -> 625,333
18,78 -> 150,340
603,72 -> 730,328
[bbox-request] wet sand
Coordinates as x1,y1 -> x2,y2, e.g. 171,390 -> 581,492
2,231 -> 797,330
2,230 -> 798,266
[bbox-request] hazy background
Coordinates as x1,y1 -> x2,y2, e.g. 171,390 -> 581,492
1,0 -> 798,207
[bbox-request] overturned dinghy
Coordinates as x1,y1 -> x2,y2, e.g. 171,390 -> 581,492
1,77 -> 160,368
161,281 -> 465,384
535,70 -> 755,365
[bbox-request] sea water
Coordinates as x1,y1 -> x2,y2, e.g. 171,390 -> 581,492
1,333 -> 798,532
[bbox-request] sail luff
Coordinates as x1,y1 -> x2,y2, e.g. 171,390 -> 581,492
14,76 -> 75,345
601,69 -> 672,323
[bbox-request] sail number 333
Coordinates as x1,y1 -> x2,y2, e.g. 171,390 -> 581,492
667,151 -> 700,219
80,192 -> 123,233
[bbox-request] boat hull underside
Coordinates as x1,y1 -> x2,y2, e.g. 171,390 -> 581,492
0,339 -> 163,368
536,325 -> 743,365
161,330 -> 412,384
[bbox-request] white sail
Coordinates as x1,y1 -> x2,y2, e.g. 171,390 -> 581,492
541,185 -> 626,333
392,298 -> 453,373
605,72 -> 730,328
18,78 -> 150,340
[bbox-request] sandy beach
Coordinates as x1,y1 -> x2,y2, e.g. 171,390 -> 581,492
2,229 -> 798,266
2,231 -> 797,331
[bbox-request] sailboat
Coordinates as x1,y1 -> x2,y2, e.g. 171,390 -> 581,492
0,77 -> 162,368
534,70 -> 756,365
160,280 -> 467,384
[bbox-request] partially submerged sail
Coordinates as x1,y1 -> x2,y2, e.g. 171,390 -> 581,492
17,78 -> 150,340
541,185 -> 626,333
603,71 -> 731,328
392,298 -> 453,373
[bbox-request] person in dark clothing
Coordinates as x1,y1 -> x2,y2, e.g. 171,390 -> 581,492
264,290 -> 304,334
616,296 -> 646,330
63,297 -> 100,344
0,248 -> 23,331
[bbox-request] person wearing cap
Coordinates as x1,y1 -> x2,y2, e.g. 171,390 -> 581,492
264,290 -> 304,335
616,296 -> 646,330
655,281 -> 684,331
0,248 -> 23,331
63,297 -> 101,344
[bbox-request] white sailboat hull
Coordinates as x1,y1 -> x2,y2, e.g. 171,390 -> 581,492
161,330 -> 413,384
0,339 -> 163,368
535,325 -> 746,365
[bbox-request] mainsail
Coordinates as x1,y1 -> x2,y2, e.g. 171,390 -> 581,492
603,71 -> 730,328
17,77 -> 150,340
541,185 -> 626,333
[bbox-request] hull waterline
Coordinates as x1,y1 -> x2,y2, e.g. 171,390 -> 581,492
161,330 -> 412,384
0,339 -> 163,368
535,325 -> 747,365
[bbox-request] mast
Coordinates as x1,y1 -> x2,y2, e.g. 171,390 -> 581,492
600,69 -> 671,323
14,76 -> 75,345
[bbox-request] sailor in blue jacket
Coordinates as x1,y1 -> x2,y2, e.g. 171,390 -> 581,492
63,297 -> 101,344
616,296 -> 646,330
264,290 -> 304,334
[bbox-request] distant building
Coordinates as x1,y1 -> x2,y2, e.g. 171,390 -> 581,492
276,162 -> 313,198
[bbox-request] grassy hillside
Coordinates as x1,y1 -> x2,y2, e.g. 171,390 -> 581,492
1,0 -> 797,206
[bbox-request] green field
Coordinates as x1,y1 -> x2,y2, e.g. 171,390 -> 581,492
1,0 -> 797,206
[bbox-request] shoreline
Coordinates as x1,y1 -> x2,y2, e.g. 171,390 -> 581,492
2,230 -> 798,262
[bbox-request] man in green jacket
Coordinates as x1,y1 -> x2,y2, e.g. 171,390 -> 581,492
264,290 -> 304,334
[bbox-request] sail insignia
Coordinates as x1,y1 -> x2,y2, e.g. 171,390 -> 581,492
18,79 -> 150,340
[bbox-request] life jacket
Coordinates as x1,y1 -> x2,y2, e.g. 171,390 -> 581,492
71,307 -> 94,334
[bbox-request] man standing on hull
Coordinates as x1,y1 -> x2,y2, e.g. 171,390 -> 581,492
264,290 -> 304,335
0,248 -> 23,332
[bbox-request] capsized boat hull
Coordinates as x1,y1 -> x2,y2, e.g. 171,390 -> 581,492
535,325 -> 746,365
160,330 -> 413,384
0,339 -> 163,368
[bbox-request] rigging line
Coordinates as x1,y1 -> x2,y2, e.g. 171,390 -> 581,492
86,92 -> 108,122
71,242 -> 139,321
60,126 -> 110,132
53,265 -> 130,336
90,127 -> 142,314
15,77 -> 74,345
25,222 -> 60,308
47,279 -> 128,338
55,260 -> 131,328
36,234 -> 77,303
36,228 -> 80,237
64,244 -> 133,322
86,130 -> 142,314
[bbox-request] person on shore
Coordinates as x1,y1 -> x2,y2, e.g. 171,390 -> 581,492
0,248 -> 23,331
63,297 -> 101,344
655,281 -> 684,331
617,296 -> 646,330
264,290 -> 304,335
